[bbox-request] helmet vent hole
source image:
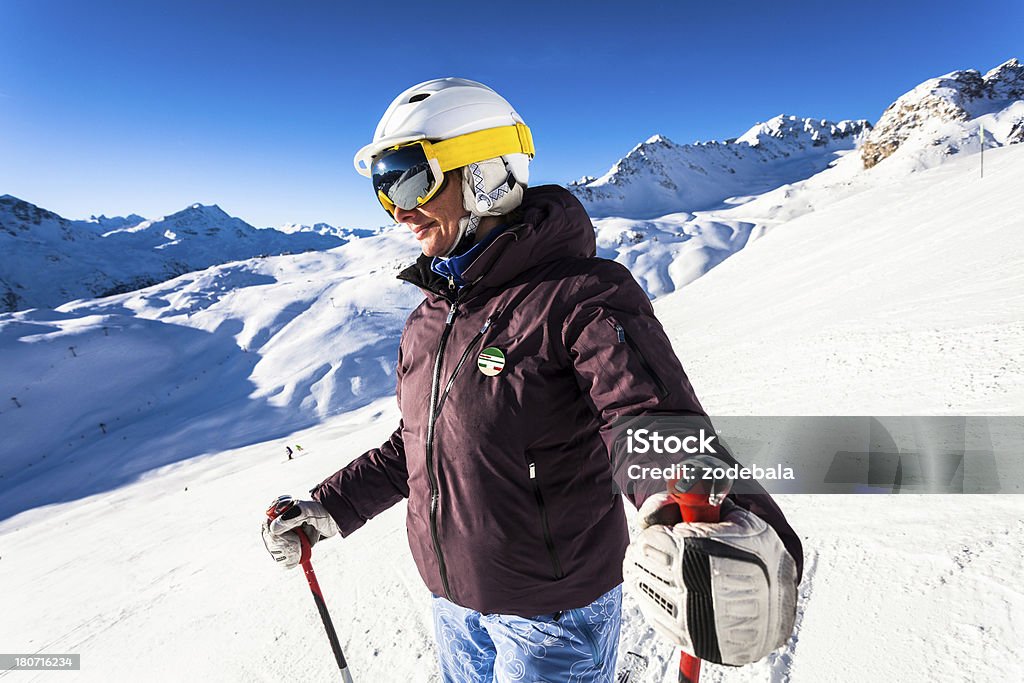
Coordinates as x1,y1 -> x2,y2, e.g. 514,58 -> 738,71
408,93 -> 431,103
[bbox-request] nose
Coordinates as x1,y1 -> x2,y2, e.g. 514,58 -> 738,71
393,204 -> 419,224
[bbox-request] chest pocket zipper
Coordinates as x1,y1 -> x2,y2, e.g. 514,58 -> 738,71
609,319 -> 670,399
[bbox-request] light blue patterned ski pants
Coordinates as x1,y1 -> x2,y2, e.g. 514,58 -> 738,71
431,584 -> 622,683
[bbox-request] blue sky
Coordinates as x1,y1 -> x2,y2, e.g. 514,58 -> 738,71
2,0 -> 1021,229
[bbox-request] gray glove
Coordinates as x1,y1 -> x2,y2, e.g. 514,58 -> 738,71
261,497 -> 339,569
623,494 -> 798,666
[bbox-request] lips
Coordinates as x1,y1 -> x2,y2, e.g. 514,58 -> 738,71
410,221 -> 436,240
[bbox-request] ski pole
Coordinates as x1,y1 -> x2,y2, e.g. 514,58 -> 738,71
266,495 -> 354,683
668,456 -> 733,683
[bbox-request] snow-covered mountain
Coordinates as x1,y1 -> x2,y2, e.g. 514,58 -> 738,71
862,58 -> 1024,170
0,197 -> 351,311
570,58 -> 1023,299
569,58 -> 1023,229
568,115 -> 870,218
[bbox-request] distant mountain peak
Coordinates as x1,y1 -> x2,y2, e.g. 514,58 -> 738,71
120,203 -> 244,236
0,195 -> 70,230
736,115 -> 870,149
82,213 -> 147,231
179,203 -> 230,219
983,57 -> 1024,100
1,197 -> 347,311
568,115 -> 870,218
861,57 -> 1023,168
643,134 -> 672,145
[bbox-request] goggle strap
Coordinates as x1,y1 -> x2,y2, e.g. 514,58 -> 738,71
431,123 -> 535,172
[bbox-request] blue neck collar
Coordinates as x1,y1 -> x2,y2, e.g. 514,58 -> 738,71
430,224 -> 508,289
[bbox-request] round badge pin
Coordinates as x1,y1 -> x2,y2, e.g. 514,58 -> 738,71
477,347 -> 506,376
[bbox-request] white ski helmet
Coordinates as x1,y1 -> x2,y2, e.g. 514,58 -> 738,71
354,78 -> 534,238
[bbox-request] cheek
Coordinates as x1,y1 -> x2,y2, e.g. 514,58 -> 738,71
441,180 -> 465,221
440,205 -> 465,236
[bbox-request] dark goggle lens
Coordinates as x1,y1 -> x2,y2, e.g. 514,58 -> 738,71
372,145 -> 437,211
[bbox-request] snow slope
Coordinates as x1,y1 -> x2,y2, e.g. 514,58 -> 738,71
0,230 -> 422,518
1,143 -> 1022,682
588,144 -> 882,298
654,145 -> 1024,417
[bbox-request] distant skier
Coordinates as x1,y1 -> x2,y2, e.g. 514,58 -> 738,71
285,446 -> 293,461
294,444 -> 304,452
263,78 -> 802,681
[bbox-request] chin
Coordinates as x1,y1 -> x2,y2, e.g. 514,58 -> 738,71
422,240 -> 455,259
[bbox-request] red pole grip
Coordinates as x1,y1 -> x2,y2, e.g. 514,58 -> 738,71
667,462 -> 728,683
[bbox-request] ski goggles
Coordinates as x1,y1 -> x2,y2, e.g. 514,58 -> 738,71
362,123 -> 535,216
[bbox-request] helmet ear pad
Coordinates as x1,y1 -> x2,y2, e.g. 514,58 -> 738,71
460,156 -> 526,218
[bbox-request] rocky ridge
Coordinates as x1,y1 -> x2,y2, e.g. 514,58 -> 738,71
862,58 -> 1024,168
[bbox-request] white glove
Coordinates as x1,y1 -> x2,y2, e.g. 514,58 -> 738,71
623,494 -> 798,666
261,498 -> 339,569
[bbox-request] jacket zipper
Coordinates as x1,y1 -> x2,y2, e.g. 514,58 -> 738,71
402,235 -> 518,600
435,314 -> 495,414
611,320 -> 669,398
529,461 -> 564,580
426,301 -> 458,599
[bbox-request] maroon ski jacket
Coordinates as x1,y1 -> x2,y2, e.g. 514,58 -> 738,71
312,185 -> 802,617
